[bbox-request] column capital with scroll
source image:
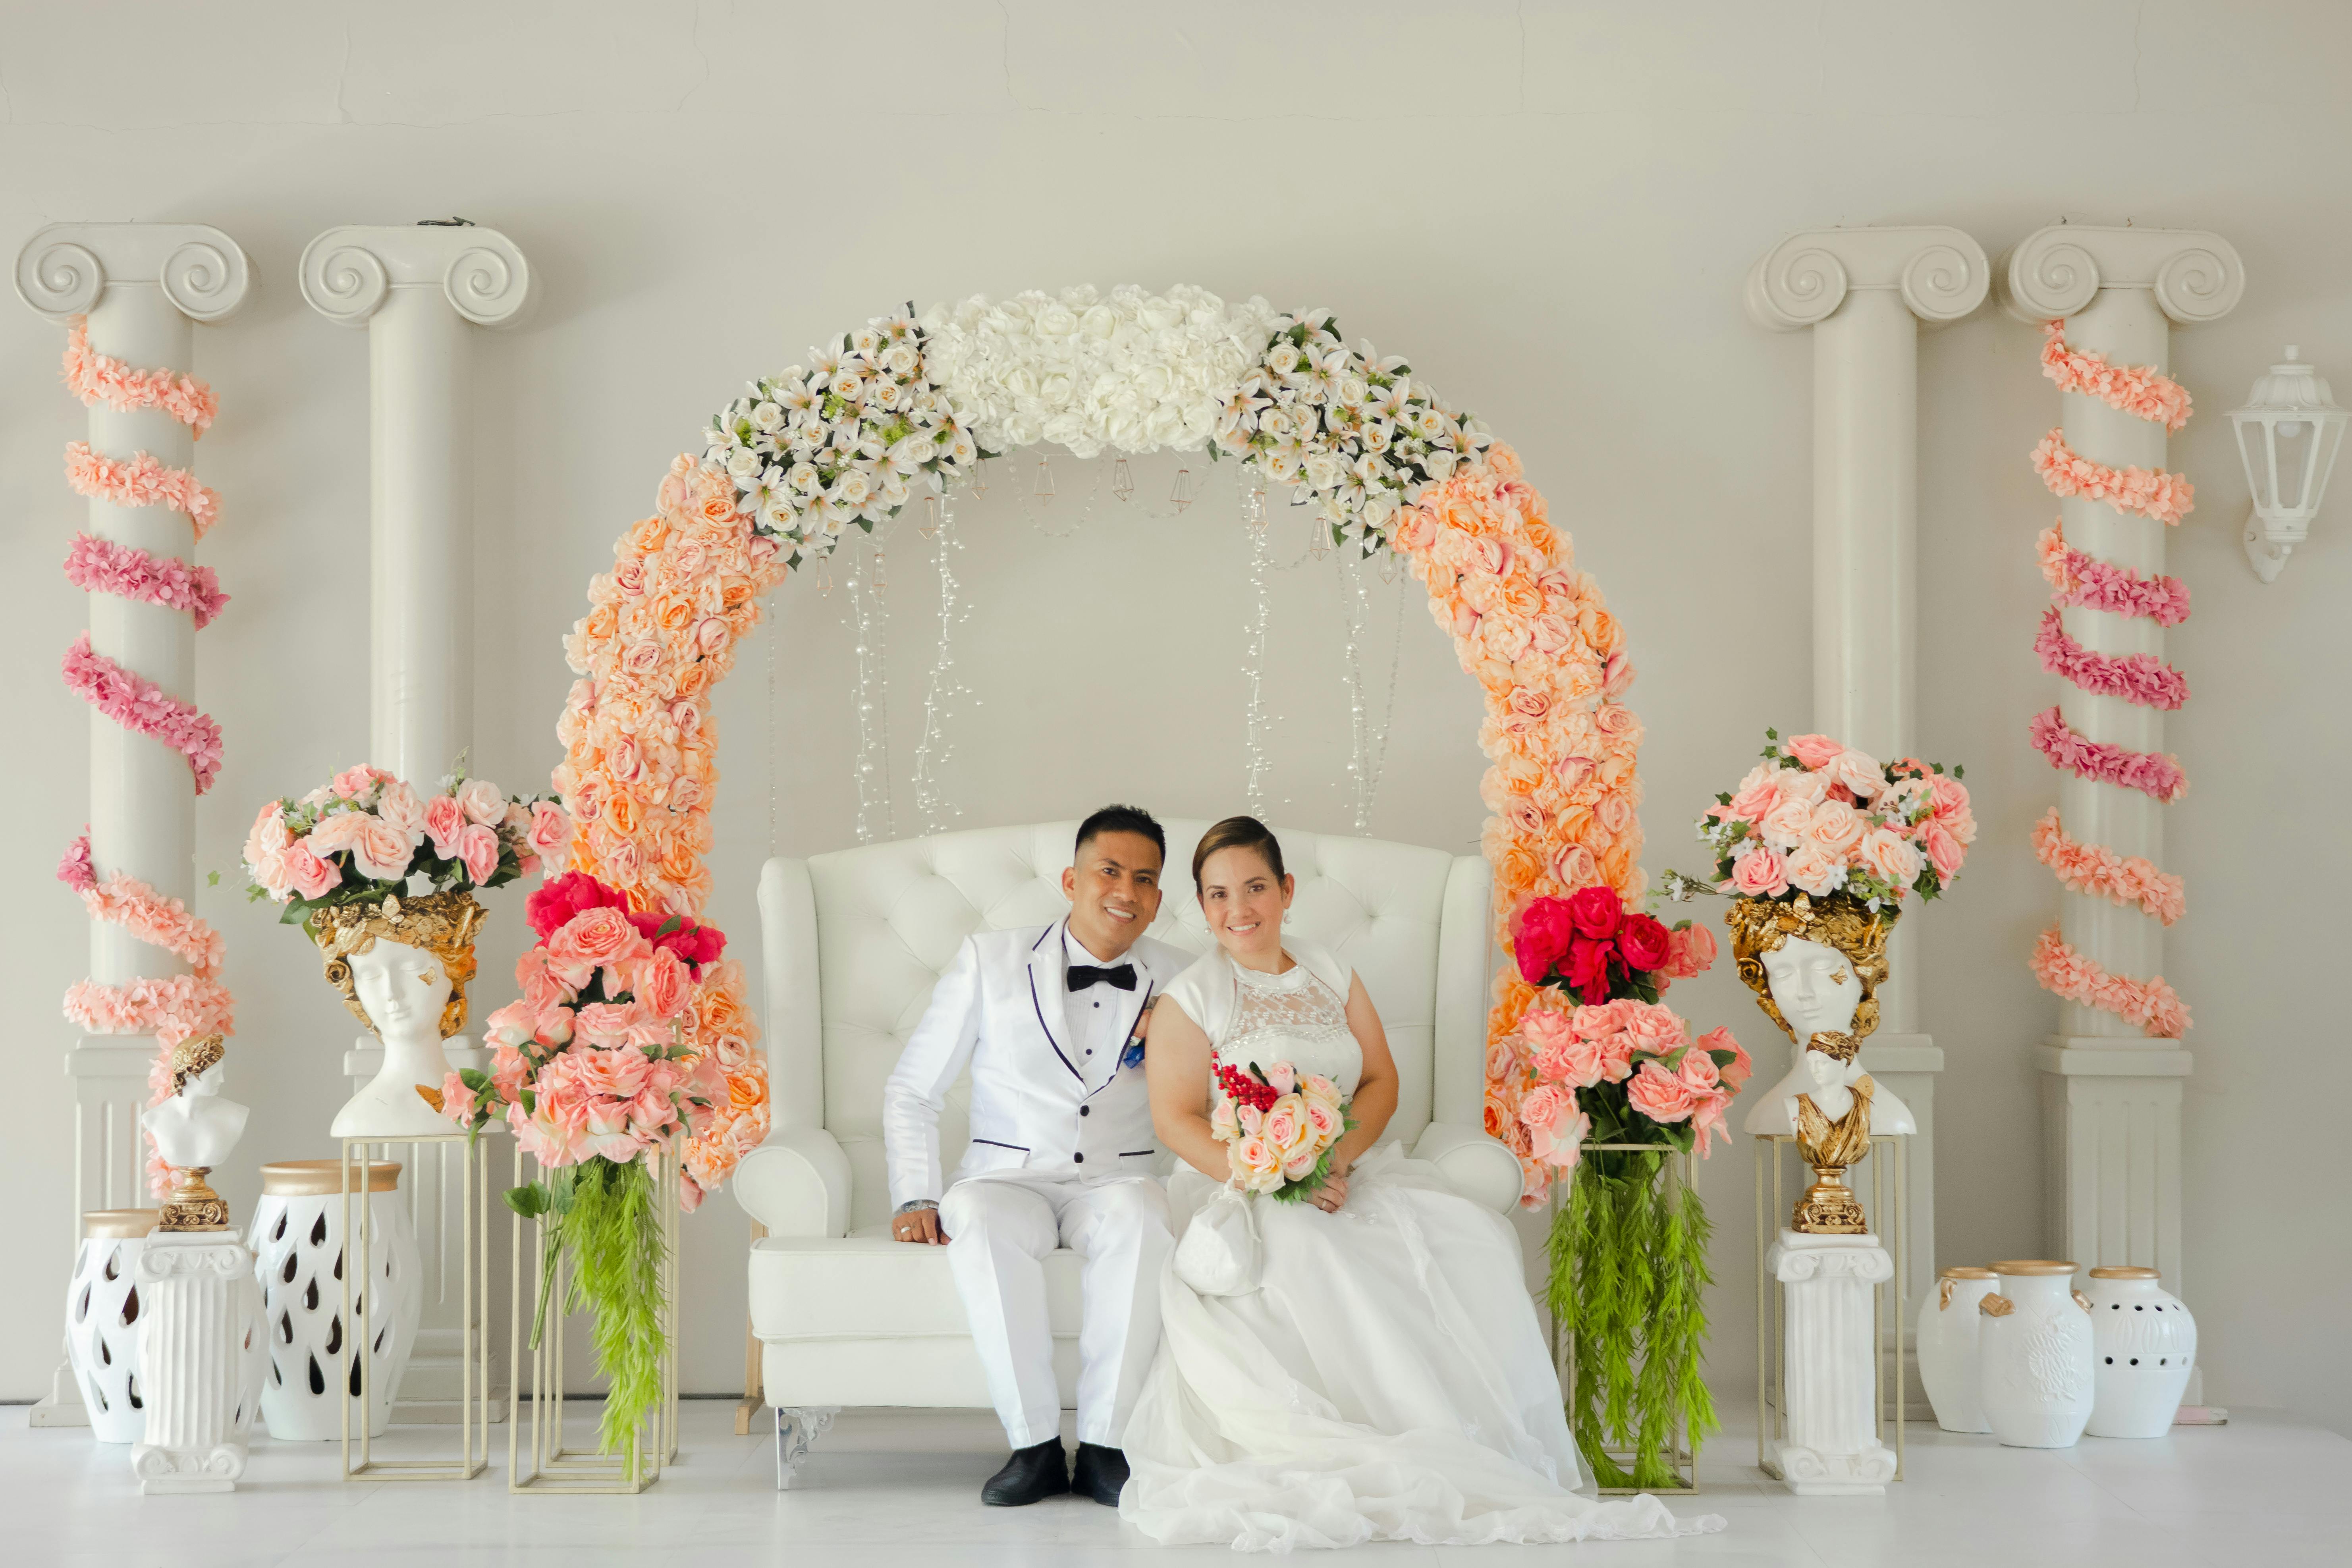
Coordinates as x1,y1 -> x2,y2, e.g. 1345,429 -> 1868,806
298,224 -> 531,329
15,222 -> 251,324
1747,225 -> 1991,332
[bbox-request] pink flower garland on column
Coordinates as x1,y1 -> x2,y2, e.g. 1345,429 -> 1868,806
2028,320 -> 2191,1038
53,320 -> 237,1188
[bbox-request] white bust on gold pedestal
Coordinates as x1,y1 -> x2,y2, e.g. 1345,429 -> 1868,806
314,891 -> 484,1139
142,1055 -> 251,1174
1742,936 -> 1916,1138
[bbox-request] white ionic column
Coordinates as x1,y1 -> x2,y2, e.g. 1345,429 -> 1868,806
1767,1230 -> 1897,1494
15,224 -> 249,1427
131,1234 -> 265,1493
301,224 -> 530,1420
1995,228 -> 2240,1314
1747,226 -> 1988,1346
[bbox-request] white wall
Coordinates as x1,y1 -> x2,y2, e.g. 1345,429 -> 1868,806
3,1 -> 2346,1433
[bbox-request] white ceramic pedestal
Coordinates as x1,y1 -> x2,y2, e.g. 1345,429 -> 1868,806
131,1232 -> 266,1494
1766,1229 -> 1897,1495
65,1211 -> 158,1441
250,1162 -> 421,1440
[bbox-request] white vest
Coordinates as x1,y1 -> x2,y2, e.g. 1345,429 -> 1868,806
882,919 -> 1190,1208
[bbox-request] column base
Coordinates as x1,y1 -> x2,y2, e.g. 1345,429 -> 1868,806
28,1355 -> 90,1427
1772,1437 -> 1899,1495
131,1443 -> 246,1494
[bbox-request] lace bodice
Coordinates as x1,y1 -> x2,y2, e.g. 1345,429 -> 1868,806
1213,958 -> 1361,1101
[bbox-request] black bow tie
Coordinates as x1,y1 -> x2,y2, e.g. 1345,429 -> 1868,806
1067,962 -> 1137,992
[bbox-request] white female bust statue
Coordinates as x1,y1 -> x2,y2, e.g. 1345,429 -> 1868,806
314,892 -> 484,1139
1730,907 -> 1915,1139
142,1035 -> 251,1230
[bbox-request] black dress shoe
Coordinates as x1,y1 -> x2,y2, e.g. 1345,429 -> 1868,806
981,1438 -> 1070,1506
1071,1441 -> 1129,1506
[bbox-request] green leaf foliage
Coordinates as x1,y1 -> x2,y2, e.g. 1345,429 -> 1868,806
1548,1149 -> 1716,1490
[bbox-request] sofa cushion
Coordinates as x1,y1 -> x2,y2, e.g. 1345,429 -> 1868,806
749,1231 -> 1086,1342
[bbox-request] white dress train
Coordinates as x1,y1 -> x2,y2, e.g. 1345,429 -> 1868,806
1119,942 -> 1724,1551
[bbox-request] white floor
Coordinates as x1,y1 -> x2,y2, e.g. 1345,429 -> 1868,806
9,1400 -> 2347,1566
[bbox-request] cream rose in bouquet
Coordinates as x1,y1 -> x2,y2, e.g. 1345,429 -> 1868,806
1208,1055 -> 1352,1200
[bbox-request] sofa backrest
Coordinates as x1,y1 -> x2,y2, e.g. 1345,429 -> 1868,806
770,819 -> 1488,1234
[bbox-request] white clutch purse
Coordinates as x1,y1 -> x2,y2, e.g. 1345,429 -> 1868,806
1172,1184 -> 1260,1296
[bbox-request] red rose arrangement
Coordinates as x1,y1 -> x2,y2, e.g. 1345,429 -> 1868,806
1511,885 -> 1716,1006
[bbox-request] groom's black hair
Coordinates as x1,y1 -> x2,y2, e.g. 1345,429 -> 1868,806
1075,804 -> 1166,865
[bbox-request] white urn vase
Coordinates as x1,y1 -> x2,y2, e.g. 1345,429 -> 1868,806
248,1160 -> 420,1440
1977,1259 -> 2094,1448
65,1210 -> 159,1442
2083,1266 -> 2196,1438
1916,1265 -> 1995,1434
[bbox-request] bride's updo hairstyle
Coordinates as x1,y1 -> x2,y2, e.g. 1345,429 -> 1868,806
1191,815 -> 1286,891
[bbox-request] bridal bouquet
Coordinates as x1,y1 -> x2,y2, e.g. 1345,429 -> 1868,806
241,762 -> 571,921
1209,1056 -> 1352,1201
435,871 -> 733,1455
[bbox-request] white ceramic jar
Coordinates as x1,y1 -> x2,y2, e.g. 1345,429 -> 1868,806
1977,1259 -> 2094,1448
65,1210 -> 158,1442
2082,1265 -> 2195,1438
1916,1265 -> 1996,1433
247,1160 -> 419,1440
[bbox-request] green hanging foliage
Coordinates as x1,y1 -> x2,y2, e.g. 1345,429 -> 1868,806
1547,1147 -> 1716,1490
511,1157 -> 669,1456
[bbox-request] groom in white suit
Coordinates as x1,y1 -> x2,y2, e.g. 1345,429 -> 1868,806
882,806 -> 1189,1506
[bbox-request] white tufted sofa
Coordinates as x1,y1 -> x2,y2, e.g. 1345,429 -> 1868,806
733,819 -> 1517,1455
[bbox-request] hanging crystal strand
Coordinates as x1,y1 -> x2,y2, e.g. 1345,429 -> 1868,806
846,533 -> 895,843
910,488 -> 971,834
1340,552 -> 1376,832
1241,486 -> 1273,820
766,611 -> 781,858
1365,567 -> 1405,808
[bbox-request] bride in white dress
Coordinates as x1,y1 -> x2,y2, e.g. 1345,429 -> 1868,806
1119,817 -> 1723,1551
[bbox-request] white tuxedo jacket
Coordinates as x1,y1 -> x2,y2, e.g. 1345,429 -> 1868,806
882,919 -> 1190,1209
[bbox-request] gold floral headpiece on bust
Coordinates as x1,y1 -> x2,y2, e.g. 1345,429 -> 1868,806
1724,890 -> 1894,1046
170,1033 -> 228,1094
311,889 -> 485,1040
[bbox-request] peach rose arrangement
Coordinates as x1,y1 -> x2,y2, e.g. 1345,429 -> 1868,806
1208,1055 -> 1353,1201
436,871 -> 735,1456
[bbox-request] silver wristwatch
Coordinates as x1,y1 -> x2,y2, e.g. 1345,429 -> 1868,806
895,1199 -> 939,1215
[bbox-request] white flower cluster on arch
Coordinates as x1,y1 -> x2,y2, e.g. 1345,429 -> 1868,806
701,284 -> 1493,563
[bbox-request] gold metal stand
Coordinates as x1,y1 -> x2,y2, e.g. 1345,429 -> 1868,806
1753,1132 -> 1907,1483
507,1142 -> 681,1494
340,1134 -> 490,1481
1547,1142 -> 1702,1495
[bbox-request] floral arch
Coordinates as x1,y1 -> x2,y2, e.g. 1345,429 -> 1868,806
554,286 -> 1644,1204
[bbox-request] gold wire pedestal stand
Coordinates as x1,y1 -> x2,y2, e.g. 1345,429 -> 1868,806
1752,1132 -> 1907,1484
1547,1142 -> 1703,1495
339,1134 -> 492,1481
506,1142 -> 681,1494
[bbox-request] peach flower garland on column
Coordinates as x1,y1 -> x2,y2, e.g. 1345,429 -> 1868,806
51,320 -> 235,1191
2026,322 -> 2192,1039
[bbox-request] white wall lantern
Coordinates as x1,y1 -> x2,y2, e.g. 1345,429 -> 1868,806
2231,346 -> 2347,582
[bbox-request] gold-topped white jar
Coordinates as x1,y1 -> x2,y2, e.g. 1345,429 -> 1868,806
1916,1266 -> 1996,1433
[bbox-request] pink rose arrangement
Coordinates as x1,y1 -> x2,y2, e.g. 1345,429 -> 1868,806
1674,729 -> 1972,913
242,764 -> 569,919
1208,1056 -> 1353,1201
1506,1000 -> 1752,1173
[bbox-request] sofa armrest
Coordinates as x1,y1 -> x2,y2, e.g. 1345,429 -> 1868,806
732,1126 -> 853,1238
1409,1120 -> 1524,1216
